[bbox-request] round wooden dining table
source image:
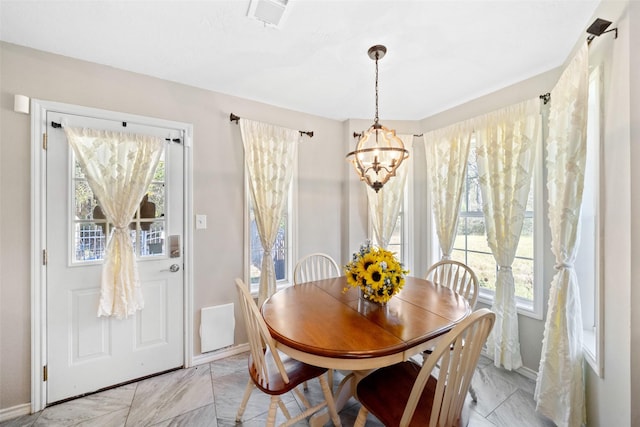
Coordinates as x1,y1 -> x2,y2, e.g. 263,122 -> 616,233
262,275 -> 471,370
261,276 -> 471,426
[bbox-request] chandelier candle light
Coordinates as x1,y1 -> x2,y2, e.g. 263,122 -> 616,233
347,45 -> 409,192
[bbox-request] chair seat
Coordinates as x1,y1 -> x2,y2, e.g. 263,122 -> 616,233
357,361 -> 462,427
248,348 -> 328,395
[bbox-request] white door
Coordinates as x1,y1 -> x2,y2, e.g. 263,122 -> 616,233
46,111 -> 185,403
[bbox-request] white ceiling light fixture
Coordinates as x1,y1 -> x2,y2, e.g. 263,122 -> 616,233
347,45 -> 409,193
247,0 -> 290,28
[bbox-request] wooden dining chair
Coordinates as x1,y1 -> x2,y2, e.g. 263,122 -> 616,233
293,253 -> 341,285
234,278 -> 342,427
354,309 -> 495,427
425,259 -> 479,310
423,259 -> 481,402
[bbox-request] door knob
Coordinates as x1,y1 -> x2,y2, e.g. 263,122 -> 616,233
162,264 -> 180,273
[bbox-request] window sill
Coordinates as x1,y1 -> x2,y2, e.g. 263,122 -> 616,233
477,293 -> 542,320
250,281 -> 293,299
583,327 -> 602,377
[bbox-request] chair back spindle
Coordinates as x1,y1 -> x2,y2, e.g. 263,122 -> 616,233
426,260 -> 479,309
294,253 -> 340,285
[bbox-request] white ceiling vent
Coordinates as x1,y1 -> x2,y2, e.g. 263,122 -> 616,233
247,0 -> 290,28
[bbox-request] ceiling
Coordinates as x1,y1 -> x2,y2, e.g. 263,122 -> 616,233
0,0 -> 600,121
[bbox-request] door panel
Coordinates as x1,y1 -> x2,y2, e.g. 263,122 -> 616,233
46,111 -> 185,403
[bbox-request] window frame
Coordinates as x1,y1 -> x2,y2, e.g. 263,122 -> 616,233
68,132 -> 170,266
579,65 -> 604,376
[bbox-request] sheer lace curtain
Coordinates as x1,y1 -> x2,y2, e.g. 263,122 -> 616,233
423,122 -> 473,259
474,98 -> 540,370
240,119 -> 299,306
534,44 -> 588,427
367,134 -> 413,249
64,127 -> 164,319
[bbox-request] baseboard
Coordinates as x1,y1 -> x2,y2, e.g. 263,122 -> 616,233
0,403 -> 31,422
481,349 -> 539,381
516,365 -> 538,381
191,343 -> 249,366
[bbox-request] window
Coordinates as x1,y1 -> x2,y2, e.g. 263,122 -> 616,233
72,150 -> 167,263
245,171 -> 296,295
452,135 -> 542,317
248,196 -> 293,293
386,209 -> 404,261
370,146 -> 413,272
577,65 -> 603,376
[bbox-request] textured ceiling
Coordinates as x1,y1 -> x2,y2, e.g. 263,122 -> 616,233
0,0 -> 600,120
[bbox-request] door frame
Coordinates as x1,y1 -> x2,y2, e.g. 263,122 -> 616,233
30,99 -> 194,412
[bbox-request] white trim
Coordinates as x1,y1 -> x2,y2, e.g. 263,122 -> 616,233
530,107 -> 545,320
516,365 -> 538,381
183,127 -> 195,369
191,343 -> 250,366
481,350 -> 538,381
403,136 -> 415,273
0,403 -> 32,423
581,65 -> 604,378
30,100 -> 47,412
30,99 -> 194,411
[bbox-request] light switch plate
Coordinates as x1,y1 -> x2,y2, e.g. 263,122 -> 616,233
195,214 -> 207,229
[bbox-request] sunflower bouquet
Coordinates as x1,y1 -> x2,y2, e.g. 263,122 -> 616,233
344,241 -> 409,304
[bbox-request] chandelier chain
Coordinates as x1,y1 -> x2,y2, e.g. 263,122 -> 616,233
374,52 -> 379,125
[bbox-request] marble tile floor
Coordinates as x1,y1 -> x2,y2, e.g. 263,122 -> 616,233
1,353 -> 556,427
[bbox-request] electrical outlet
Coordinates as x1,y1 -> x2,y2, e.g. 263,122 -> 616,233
195,214 -> 207,229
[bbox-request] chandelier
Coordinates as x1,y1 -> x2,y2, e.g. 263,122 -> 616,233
347,45 -> 409,193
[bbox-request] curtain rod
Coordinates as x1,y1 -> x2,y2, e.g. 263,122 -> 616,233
49,121 -> 182,143
353,132 -> 423,138
229,113 -> 314,138
539,93 -> 551,105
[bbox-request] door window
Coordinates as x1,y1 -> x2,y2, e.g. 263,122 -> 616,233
72,150 -> 167,263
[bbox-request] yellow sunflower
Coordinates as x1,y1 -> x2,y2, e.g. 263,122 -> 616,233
364,263 -> 385,290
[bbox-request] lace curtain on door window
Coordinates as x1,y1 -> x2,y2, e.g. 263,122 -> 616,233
65,127 -> 164,319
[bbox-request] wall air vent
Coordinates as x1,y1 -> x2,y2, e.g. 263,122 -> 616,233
247,0 -> 290,28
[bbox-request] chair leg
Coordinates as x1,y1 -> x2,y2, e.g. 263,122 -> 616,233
319,372 -> 342,426
277,397 -> 292,420
236,379 -> 254,422
469,384 -> 478,403
267,396 -> 280,427
354,406 -> 369,427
